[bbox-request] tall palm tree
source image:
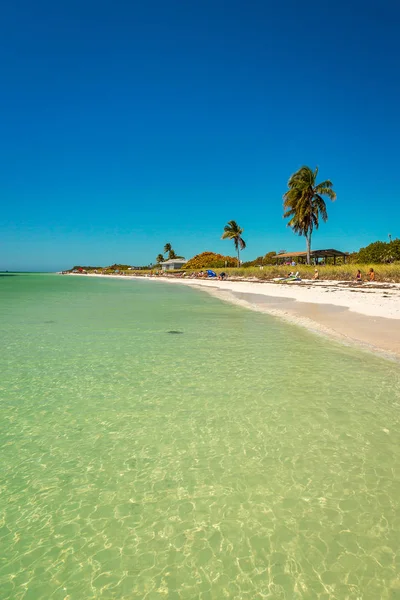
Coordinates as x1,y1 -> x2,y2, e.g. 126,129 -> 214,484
164,243 -> 172,255
221,220 -> 246,266
156,254 -> 164,265
283,166 -> 336,264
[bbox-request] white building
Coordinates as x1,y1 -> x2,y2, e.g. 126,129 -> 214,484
160,258 -> 187,271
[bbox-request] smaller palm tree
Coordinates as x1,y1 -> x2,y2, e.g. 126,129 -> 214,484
221,220 -> 246,266
156,254 -> 164,265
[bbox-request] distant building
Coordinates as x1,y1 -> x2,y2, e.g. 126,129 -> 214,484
160,258 -> 187,271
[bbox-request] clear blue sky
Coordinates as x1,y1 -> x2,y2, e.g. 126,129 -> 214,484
1,0 -> 399,271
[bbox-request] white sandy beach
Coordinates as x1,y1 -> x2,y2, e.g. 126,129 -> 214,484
69,274 -> 400,358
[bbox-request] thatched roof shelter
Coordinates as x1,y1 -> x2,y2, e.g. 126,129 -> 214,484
277,249 -> 348,264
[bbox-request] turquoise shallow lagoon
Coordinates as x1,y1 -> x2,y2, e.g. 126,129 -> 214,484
1,273 -> 400,599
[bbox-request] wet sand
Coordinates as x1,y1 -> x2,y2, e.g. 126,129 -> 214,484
228,290 -> 400,359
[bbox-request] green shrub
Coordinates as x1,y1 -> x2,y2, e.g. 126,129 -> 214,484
242,252 -> 277,267
184,251 -> 236,269
357,239 -> 400,263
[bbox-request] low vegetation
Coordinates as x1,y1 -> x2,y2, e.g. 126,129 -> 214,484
183,251 -> 237,269
242,252 -> 277,267
357,239 -> 400,263
193,263 -> 400,282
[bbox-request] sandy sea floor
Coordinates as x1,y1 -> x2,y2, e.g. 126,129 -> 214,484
4,273 -> 397,598
72,274 -> 400,360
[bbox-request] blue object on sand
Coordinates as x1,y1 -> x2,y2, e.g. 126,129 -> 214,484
207,270 -> 217,278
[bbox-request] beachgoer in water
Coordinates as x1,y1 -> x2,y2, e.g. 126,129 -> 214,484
314,269 -> 319,280
369,268 -> 375,281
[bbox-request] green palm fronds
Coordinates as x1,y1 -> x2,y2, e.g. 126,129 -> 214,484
283,166 -> 336,264
221,220 -> 246,266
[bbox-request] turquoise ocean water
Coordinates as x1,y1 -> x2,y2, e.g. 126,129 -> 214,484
1,273 -> 400,599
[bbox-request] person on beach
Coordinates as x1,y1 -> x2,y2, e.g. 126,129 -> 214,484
314,269 -> 319,280
369,268 -> 375,281
218,272 -> 226,280
355,269 -> 362,282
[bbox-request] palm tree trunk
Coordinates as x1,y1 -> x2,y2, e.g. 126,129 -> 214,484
237,247 -> 240,267
306,234 -> 311,265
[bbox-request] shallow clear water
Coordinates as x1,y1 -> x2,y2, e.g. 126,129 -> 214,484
1,273 -> 400,599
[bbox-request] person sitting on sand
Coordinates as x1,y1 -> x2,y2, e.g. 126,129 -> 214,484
369,268 -> 375,281
355,269 -> 362,282
313,269 -> 319,280
218,272 -> 226,280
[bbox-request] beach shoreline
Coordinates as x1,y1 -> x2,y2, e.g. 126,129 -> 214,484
65,273 -> 400,359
